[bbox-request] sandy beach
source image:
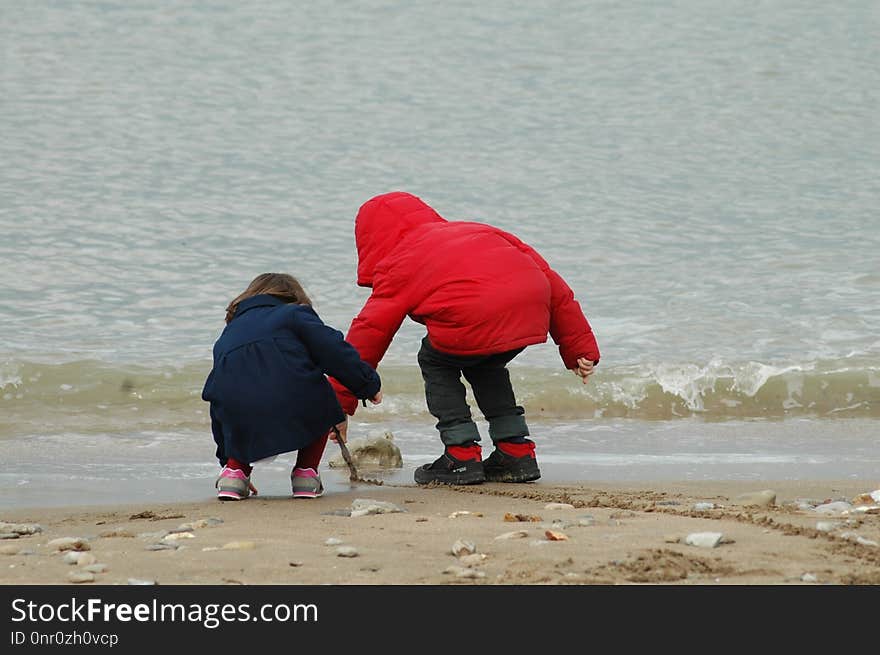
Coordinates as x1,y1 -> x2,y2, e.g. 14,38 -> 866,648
2,478 -> 879,586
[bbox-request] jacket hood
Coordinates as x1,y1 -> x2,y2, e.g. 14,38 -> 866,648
355,191 -> 446,287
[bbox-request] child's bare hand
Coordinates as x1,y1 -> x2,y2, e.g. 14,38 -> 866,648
330,419 -> 348,443
369,391 -> 383,405
573,357 -> 595,384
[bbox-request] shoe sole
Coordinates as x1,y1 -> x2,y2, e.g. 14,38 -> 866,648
217,491 -> 246,501
413,469 -> 486,485
292,490 -> 324,498
484,460 -> 541,483
484,470 -> 541,483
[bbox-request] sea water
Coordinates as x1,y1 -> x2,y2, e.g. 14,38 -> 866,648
1,1 -> 878,508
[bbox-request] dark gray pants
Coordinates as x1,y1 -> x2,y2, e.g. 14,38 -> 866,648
417,336 -> 530,447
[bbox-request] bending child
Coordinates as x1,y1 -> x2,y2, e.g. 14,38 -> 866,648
202,273 -> 382,500
330,191 -> 599,485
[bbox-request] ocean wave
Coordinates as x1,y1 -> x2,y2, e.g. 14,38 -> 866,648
1,356 -> 878,438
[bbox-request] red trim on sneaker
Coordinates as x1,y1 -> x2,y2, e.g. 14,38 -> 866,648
447,444 -> 482,462
497,441 -> 535,458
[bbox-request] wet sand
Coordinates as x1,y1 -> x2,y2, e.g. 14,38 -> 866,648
2,478 -> 879,585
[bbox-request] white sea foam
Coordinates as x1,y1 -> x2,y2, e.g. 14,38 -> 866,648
0,362 -> 22,391
731,362 -> 807,398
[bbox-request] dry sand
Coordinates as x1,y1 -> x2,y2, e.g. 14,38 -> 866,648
2,479 -> 879,586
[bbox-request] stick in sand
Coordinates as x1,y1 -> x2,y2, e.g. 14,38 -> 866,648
331,425 -> 383,486
332,425 -> 359,482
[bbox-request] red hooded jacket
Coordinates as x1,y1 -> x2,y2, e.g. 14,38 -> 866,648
332,191 -> 600,414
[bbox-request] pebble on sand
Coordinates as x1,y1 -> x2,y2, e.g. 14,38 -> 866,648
546,519 -> 578,531
839,532 -> 879,547
685,532 -> 724,548
1,544 -> 24,556
177,518 -> 224,531
0,522 -> 43,535
222,541 -> 256,550
336,546 -> 359,558
692,502 -> 716,511
451,540 -> 476,557
146,543 -> 178,551
350,499 -> 405,517
503,513 -> 541,522
494,530 -> 529,540
47,537 -> 90,552
544,503 -> 575,510
850,505 -> 880,515
83,563 -> 108,574
62,552 -> 96,566
167,526 -> 195,535
324,538 -> 344,546
544,530 -> 569,541
68,571 -> 95,584
76,553 -> 96,566
814,501 -> 853,515
851,490 -> 880,505
162,532 -> 195,542
448,511 -> 483,518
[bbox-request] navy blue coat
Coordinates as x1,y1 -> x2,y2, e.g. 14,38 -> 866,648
201,294 -> 381,465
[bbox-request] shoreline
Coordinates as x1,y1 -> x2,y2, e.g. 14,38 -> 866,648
5,415 -> 880,512
3,478 -> 878,585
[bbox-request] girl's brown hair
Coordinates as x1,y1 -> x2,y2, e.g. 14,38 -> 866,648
225,273 -> 312,323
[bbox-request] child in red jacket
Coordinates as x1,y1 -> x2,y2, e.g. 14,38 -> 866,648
330,191 -> 599,485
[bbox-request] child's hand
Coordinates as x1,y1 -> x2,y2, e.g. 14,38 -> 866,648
369,391 -> 383,405
330,419 -> 348,443
573,357 -> 595,384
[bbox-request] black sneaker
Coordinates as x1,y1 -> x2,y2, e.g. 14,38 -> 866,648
413,451 -> 485,485
483,446 -> 541,483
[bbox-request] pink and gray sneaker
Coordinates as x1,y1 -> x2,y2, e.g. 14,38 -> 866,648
291,467 -> 324,498
215,466 -> 257,501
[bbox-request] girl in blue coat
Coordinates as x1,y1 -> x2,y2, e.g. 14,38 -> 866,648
202,273 -> 382,500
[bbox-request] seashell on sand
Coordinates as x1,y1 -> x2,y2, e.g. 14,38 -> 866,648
451,539 -> 476,557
